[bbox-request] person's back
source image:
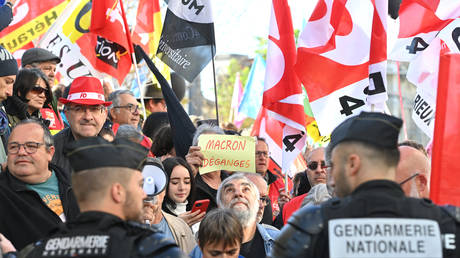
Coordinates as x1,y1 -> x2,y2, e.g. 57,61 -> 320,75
272,112 -> 460,258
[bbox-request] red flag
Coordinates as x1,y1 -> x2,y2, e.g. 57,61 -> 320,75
89,0 -> 133,84
295,0 -> 387,135
430,53 -> 460,206
131,0 -> 162,55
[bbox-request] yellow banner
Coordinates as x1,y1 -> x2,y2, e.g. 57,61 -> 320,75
0,1 -> 69,52
198,134 -> 256,174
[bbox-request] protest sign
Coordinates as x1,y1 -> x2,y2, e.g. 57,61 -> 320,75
198,134 -> 255,174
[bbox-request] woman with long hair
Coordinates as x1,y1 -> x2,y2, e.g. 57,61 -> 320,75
162,157 -> 205,228
4,68 -> 52,127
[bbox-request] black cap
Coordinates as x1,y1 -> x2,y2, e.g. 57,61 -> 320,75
65,137 -> 149,173
329,112 -> 402,151
21,48 -> 61,67
0,46 -> 18,77
142,80 -> 163,99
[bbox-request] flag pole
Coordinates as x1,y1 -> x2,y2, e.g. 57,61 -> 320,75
120,0 -> 148,121
211,44 -> 220,124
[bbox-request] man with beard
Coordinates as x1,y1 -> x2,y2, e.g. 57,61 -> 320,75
215,174 -> 279,257
272,112 -> 460,258
19,137 -> 185,258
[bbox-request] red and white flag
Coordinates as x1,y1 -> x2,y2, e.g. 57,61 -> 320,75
393,1 -> 460,138
131,0 -> 162,55
89,0 -> 133,84
263,0 -> 306,173
295,0 -> 388,135
390,0 -> 460,61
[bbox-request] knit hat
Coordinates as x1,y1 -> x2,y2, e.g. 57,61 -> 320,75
0,46 -> 18,77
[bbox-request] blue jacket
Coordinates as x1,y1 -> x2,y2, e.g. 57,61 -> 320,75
189,223 -> 279,258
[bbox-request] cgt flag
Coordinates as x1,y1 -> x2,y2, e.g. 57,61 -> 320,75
156,0 -> 215,82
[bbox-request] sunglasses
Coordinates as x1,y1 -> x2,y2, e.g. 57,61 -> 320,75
30,85 -> 48,95
307,161 -> 327,170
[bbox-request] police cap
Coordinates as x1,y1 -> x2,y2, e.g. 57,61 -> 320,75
329,112 -> 402,151
65,137 -> 149,173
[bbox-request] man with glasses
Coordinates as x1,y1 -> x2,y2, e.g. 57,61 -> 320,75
108,89 -> 153,156
255,137 -> 292,220
246,172 -> 274,225
0,119 -> 79,250
52,76 -> 111,174
395,140 -> 431,198
272,112 -> 460,258
281,147 -> 331,225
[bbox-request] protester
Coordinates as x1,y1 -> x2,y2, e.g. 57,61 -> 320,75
52,76 -> 111,174
115,124 -> 143,143
0,119 -> 79,250
281,147 -> 331,224
142,158 -> 197,254
186,124 -> 229,211
21,48 -> 60,86
191,209 -> 244,258
218,174 -> 279,257
108,89 -> 141,128
4,69 -> 52,127
162,157 -> 205,228
395,140 -> 431,198
151,125 -> 175,159
292,171 -> 310,197
142,111 -> 169,139
18,137 -> 185,257
255,137 -> 291,217
142,80 -> 166,114
245,172 -> 273,225
0,45 -> 18,163
272,112 -> 460,258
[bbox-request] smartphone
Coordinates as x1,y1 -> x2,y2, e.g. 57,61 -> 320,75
191,199 -> 210,214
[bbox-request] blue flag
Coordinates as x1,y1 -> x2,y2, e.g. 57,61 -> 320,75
238,54 -> 266,119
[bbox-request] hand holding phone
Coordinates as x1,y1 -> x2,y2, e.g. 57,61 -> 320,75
191,199 -> 210,214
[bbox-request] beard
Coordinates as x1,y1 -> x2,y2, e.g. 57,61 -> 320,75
123,190 -> 143,222
226,197 -> 258,227
334,165 -> 353,198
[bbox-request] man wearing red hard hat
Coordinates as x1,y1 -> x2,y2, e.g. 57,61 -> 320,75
52,76 -> 112,175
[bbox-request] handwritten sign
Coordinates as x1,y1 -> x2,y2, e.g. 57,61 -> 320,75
198,134 -> 256,174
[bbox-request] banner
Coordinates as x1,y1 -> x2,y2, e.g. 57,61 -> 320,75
430,53 -> 460,206
156,0 -> 215,82
295,0 -> 388,136
0,0 -> 69,53
198,134 -> 256,174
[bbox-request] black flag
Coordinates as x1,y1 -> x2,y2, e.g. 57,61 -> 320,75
156,0 -> 215,82
138,45 -> 196,158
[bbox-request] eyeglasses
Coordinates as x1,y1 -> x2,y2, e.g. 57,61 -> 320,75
113,104 -> 141,113
8,142 -> 45,154
30,86 -> 48,95
256,151 -> 270,158
259,196 -> 270,206
307,161 -> 327,170
399,172 -> 420,186
66,105 -> 105,114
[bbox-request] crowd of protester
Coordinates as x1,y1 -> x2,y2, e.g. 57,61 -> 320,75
0,3 -> 459,256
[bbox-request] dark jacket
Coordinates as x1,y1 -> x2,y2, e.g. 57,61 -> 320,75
0,163 -> 80,250
22,211 -> 185,258
51,127 -> 75,175
4,96 -> 50,128
194,171 -> 229,212
272,180 -> 460,258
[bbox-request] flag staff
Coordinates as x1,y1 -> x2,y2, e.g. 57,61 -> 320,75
211,44 -> 220,124
127,0 -> 148,121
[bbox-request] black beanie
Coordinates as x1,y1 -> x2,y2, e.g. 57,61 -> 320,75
0,46 -> 18,77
